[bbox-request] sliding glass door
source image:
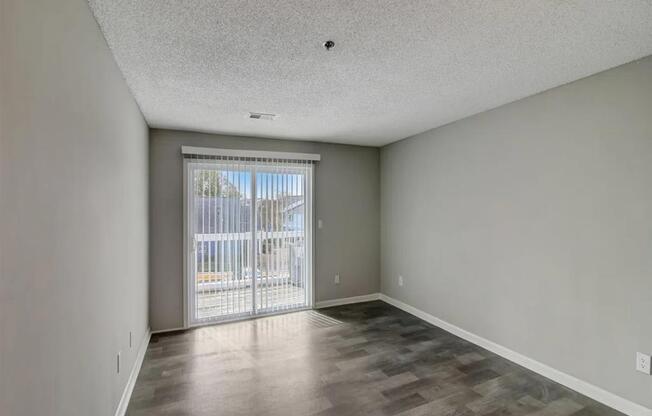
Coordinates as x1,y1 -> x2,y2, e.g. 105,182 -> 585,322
185,155 -> 313,325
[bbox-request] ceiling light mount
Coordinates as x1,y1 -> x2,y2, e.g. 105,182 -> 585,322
323,40 -> 335,50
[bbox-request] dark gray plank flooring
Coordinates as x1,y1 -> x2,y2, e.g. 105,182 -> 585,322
127,301 -> 624,416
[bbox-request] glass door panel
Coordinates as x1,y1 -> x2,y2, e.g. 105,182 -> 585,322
255,167 -> 309,313
189,161 -> 253,324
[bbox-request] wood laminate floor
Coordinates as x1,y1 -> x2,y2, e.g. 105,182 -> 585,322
127,301 -> 624,416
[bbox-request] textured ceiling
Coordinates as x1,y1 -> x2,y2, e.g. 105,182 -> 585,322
88,1 -> 652,146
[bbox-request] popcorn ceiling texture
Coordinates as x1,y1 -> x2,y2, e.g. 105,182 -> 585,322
88,1 -> 652,146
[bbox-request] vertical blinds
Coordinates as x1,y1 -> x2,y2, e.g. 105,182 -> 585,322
184,147 -> 315,324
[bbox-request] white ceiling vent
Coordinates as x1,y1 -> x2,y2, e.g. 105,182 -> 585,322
248,112 -> 277,121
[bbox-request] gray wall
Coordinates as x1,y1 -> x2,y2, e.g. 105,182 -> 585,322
150,129 -> 380,331
0,1 -> 149,415
380,57 -> 652,408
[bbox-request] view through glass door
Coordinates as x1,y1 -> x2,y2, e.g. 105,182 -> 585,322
186,154 -> 313,325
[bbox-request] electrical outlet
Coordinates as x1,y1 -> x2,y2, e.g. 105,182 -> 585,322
636,352 -> 651,375
334,274 -> 340,285
398,275 -> 404,287
117,352 -> 121,374
318,219 -> 323,229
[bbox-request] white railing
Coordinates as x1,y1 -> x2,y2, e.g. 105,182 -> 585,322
195,230 -> 303,242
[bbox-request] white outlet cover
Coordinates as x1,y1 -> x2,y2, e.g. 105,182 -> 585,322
318,220 -> 323,229
334,274 -> 340,285
398,275 -> 404,287
636,352 -> 651,374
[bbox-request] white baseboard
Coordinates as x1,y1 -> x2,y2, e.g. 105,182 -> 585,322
151,326 -> 186,335
115,328 -> 151,416
315,293 -> 380,309
379,294 -> 651,416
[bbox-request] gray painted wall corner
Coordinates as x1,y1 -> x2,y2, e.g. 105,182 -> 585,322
379,56 -> 652,409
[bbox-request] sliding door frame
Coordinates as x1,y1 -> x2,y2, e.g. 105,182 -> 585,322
183,157 -> 190,328
182,155 -> 316,328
